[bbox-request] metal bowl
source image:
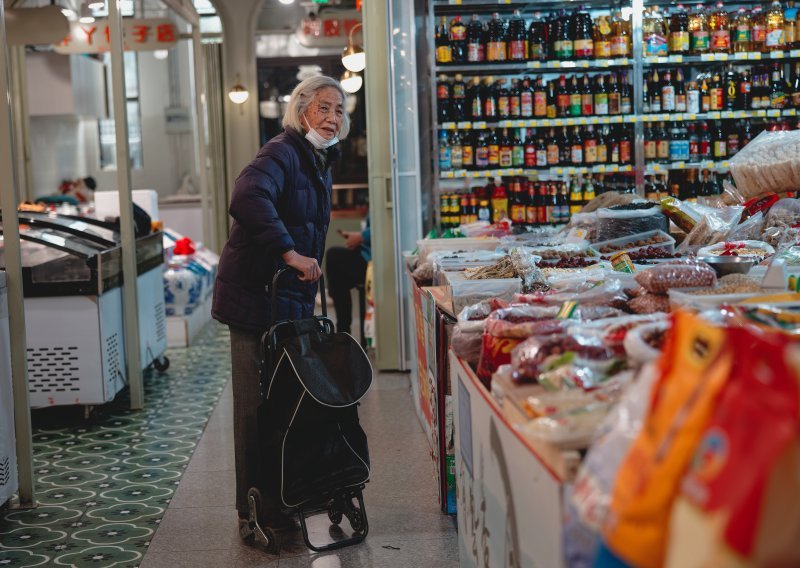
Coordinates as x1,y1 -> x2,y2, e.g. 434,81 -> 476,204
697,255 -> 756,277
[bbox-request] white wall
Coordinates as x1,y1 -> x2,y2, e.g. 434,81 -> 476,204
27,41 -> 198,200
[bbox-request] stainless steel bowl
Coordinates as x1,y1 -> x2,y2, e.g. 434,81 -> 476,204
697,255 -> 756,277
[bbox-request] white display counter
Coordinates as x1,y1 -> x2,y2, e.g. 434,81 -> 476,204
0,271 -> 18,506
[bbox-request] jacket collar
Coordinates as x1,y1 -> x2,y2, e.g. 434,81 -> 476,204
285,128 -> 341,169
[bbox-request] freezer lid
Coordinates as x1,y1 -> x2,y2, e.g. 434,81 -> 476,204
16,212 -> 117,247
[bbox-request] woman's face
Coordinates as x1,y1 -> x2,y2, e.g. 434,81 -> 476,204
303,87 -> 344,140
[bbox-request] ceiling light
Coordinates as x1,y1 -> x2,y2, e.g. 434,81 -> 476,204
61,7 -> 76,19
279,0 -> 295,4
340,70 -> 362,94
341,22 -> 365,72
88,1 -> 105,9
153,49 -> 169,60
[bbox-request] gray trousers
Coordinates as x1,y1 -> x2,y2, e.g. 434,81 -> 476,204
229,325 -> 267,516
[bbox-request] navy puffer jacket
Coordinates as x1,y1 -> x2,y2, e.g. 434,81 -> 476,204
212,128 -> 339,333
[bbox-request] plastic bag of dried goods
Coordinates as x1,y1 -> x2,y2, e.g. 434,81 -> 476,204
510,333 -> 613,384
675,204 -> 745,254
595,205 -> 669,242
728,129 -> 800,203
456,298 -> 509,322
628,294 -> 671,314
634,260 -> 718,294
623,320 -> 672,363
697,240 -> 775,262
509,247 -> 549,293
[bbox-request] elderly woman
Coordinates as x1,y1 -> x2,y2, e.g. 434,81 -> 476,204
212,75 -> 348,531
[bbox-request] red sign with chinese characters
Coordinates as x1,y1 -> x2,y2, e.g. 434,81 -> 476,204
297,10 -> 361,48
54,18 -> 177,54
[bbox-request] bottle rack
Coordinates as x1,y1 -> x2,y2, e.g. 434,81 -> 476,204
428,0 -> 800,228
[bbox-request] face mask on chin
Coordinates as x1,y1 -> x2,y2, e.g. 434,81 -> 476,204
303,114 -> 339,150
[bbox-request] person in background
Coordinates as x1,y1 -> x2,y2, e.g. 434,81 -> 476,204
326,217 -> 370,335
211,75 -> 349,534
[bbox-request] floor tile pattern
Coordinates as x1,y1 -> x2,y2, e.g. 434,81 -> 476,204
0,323 -> 231,568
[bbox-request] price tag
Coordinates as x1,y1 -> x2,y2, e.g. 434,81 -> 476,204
579,60 -> 590,68
715,53 -> 729,61
554,167 -> 564,175
688,113 -> 697,120
622,165 -> 633,172
669,54 -> 684,63
653,164 -> 662,172
618,58 -> 629,66
567,167 -> 576,174
768,109 -> 781,117
598,59 -> 610,67
561,61 -> 576,68
442,122 -> 455,130
468,171 -> 478,178
750,52 -> 763,60
708,112 -> 721,119
786,109 -> 798,116
674,162 -> 686,170
515,168 -> 524,175
448,0 -> 462,4
474,121 -> 487,129
578,117 -> 588,125
701,53 -> 715,61
528,61 -> 542,69
514,120 -> 524,127
594,165 -> 606,172
457,121 -> 470,129
608,165 -> 619,172
444,171 -> 454,179
657,56 -> 669,64
565,118 -> 575,125
456,169 -> 467,177
771,50 -> 786,59
613,116 -> 624,123
721,161 -> 730,169
734,52 -> 748,60
792,50 -> 800,58
644,56 -> 656,64
660,114 -> 671,121
721,111 -> 733,119
702,161 -> 714,168
501,0 -> 511,4
554,119 -> 564,126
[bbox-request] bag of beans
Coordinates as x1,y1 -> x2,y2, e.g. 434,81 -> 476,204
634,260 -> 717,295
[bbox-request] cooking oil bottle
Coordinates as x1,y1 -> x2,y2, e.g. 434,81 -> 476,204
709,2 -> 731,53
690,4 -> 710,54
767,0 -> 786,50
734,8 -> 752,53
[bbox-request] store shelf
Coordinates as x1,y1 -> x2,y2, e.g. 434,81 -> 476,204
439,115 -> 634,130
435,58 -> 631,75
644,50 -> 800,66
641,109 -> 798,122
439,164 -> 634,179
645,160 -> 732,174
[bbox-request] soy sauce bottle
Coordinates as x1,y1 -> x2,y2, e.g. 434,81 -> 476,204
466,14 -> 485,63
450,16 -> 468,63
487,13 -> 507,62
528,12 -> 547,61
507,9 -> 528,61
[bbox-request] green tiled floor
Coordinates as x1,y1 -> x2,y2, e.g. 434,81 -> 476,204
0,323 -> 231,568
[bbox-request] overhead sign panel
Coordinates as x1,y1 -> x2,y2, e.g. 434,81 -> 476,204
54,18 -> 178,54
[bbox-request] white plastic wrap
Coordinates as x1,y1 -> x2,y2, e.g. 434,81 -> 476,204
728,130 -> 800,202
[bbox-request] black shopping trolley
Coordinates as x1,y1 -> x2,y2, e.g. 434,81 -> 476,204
240,268 -> 373,554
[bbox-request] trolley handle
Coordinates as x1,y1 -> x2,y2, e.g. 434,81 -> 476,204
269,267 -> 327,328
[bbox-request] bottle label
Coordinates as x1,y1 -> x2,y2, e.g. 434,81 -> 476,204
595,94 -> 609,114
595,40 -> 611,58
651,95 -> 662,112
582,94 -> 594,116
511,204 -> 526,224
451,146 -> 463,168
439,147 -> 451,170
451,27 -> 466,42
621,98 -> 632,115
556,40 -> 574,59
436,46 -> 452,63
645,139 -> 657,159
711,88 -> 724,110
526,206 -> 537,225
521,93 -> 533,117
547,104 -> 557,119
467,42 -> 484,62
771,92 -> 788,108
498,97 -> 510,117
611,143 -> 620,163
499,148 -> 513,167
700,140 -> 711,157
714,140 -> 727,158
536,149 -> 548,167
462,146 -> 474,166
727,82 -> 737,103
711,30 -> 731,51
557,94 -> 570,113
584,140 -> 597,163
611,36 -> 630,56
670,31 -> 690,53
529,44 -> 543,60
574,38 -> 594,57
476,147 -> 489,167
525,146 -> 537,167
657,140 -> 670,159
512,146 -> 525,166
570,94 -> 582,116
537,204 -> 548,224
510,97 -> 521,117
620,140 -> 631,163
692,30 -> 710,51
735,26 -> 752,43
547,145 -> 559,164
766,28 -> 785,48
437,84 -> 449,100
753,24 -> 767,43
609,93 -> 621,115
688,90 -> 701,113
489,145 -> 500,165
741,81 -> 752,93
453,84 -> 465,99
645,33 -> 669,56
471,99 -> 482,119
793,91 -> 800,107
676,94 -> 687,112
596,144 -> 608,163
571,145 -> 583,164
702,94 -> 711,112
689,139 -> 699,158
484,100 -> 496,117
509,40 -> 527,60
534,92 -> 547,116
662,86 -> 676,111
487,42 -> 507,61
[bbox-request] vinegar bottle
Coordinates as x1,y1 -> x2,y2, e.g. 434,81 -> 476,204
611,11 -> 631,57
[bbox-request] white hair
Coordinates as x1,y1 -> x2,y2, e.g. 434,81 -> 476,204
282,75 -> 350,140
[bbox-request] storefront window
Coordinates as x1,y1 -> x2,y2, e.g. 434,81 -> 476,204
98,52 -> 143,170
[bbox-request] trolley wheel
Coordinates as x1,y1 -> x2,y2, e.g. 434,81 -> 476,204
327,504 -> 343,526
345,506 -> 365,533
153,356 -> 170,372
263,526 -> 281,554
239,519 -> 255,545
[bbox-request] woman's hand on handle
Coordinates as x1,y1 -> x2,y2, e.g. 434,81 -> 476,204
281,250 -> 322,282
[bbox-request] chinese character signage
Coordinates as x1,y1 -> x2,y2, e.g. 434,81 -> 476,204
54,18 -> 177,54
296,10 -> 361,48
